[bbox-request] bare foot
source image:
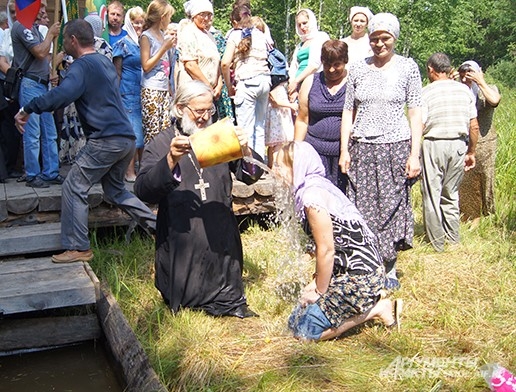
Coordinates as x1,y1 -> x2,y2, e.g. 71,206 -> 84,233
371,298 -> 395,327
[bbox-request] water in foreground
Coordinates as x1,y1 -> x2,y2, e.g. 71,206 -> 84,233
0,341 -> 122,392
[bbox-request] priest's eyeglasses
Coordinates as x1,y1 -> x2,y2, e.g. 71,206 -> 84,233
185,105 -> 216,118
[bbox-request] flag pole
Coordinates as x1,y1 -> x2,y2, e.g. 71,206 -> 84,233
51,0 -> 62,85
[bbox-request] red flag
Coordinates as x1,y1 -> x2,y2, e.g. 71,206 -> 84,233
15,0 -> 41,29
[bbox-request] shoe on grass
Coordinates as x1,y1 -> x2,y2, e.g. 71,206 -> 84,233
52,249 -> 94,263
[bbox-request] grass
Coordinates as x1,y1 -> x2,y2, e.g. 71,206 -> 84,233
90,83 -> 515,391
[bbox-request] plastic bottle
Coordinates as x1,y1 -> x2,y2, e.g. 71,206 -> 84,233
480,363 -> 516,392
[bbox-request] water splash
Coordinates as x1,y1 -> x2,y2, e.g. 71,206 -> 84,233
243,155 -> 312,302
270,179 -> 312,302
242,155 -> 271,175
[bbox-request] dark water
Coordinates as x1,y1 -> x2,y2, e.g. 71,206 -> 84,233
0,341 -> 123,392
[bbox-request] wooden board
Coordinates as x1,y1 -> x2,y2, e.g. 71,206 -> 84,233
0,257 -> 96,315
0,182 -> 6,222
0,314 -> 101,352
97,286 -> 167,392
4,180 -> 38,215
0,222 -> 61,257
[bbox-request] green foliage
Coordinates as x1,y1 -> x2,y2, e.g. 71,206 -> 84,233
488,58 -> 516,88
90,84 -> 515,390
119,0 -> 515,74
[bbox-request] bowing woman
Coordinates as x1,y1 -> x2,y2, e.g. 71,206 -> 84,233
274,141 -> 401,341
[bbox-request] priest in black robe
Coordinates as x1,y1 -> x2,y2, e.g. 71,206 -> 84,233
134,80 -> 264,318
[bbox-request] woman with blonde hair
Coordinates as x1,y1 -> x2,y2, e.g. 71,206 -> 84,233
288,9 -> 329,100
140,0 -> 175,143
252,15 -> 296,167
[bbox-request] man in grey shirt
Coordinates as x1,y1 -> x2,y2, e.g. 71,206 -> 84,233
11,0 -> 62,188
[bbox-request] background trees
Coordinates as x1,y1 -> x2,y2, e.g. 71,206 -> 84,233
126,0 -> 515,86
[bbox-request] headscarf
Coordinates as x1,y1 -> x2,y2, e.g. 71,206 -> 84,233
295,8 -> 319,42
184,0 -> 213,18
460,60 -> 481,99
349,6 -> 373,23
84,14 -> 103,38
368,12 -> 400,39
123,7 -> 142,46
292,142 -> 367,228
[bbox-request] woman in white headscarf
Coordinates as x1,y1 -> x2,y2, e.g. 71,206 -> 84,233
457,60 -> 501,222
339,13 -> 423,292
340,6 -> 374,66
287,8 -> 330,100
113,6 -> 146,182
176,0 -> 222,101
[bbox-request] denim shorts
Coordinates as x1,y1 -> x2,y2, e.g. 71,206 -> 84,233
288,303 -> 332,341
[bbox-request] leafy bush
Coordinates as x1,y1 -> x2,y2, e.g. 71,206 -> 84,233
488,60 -> 516,88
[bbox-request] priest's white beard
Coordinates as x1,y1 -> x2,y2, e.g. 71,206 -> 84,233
181,113 -> 213,136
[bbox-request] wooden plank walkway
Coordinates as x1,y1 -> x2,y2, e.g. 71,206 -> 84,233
0,257 -> 96,315
0,257 -> 167,391
0,170 -> 276,257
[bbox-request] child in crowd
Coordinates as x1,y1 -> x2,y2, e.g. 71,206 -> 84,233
252,16 -> 297,167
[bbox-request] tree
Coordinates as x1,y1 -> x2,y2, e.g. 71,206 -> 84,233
123,0 -> 514,79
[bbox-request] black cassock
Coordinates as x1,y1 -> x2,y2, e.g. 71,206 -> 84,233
134,126 -> 263,317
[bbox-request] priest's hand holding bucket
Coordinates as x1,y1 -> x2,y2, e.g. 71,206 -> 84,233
234,125 -> 252,158
167,135 -> 191,170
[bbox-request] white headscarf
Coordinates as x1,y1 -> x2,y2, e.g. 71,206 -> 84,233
461,60 -> 481,99
123,7 -> 143,46
368,12 -> 400,39
184,0 -> 213,19
84,14 -> 103,38
295,8 -> 319,42
349,6 -> 373,23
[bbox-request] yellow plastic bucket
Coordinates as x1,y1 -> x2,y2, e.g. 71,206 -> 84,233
189,117 -> 243,168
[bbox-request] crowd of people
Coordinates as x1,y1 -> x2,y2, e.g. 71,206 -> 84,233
0,0 -> 501,342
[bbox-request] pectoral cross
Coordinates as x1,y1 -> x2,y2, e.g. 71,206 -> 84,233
194,178 -> 210,201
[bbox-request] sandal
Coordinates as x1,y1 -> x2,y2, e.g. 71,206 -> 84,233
386,298 -> 403,332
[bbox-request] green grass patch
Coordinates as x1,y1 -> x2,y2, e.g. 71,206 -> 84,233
89,83 -> 516,391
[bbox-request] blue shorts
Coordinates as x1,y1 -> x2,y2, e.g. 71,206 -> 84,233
288,303 -> 332,341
